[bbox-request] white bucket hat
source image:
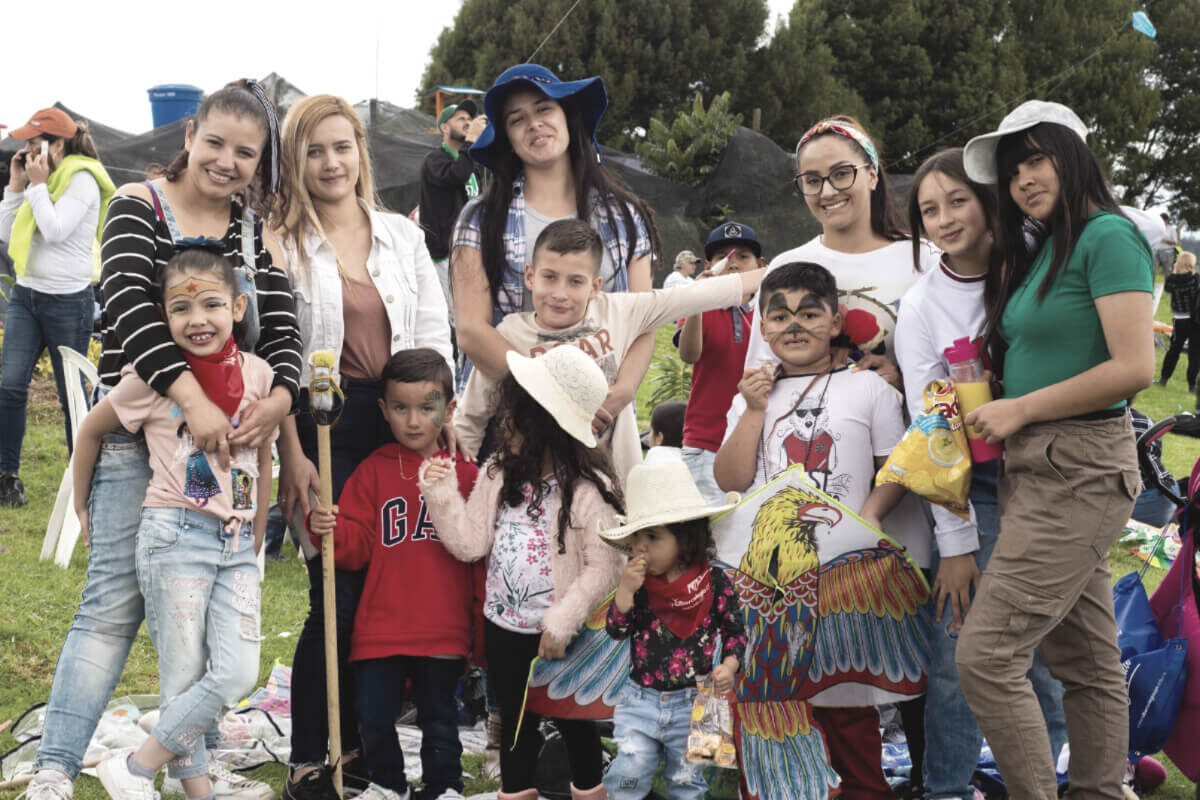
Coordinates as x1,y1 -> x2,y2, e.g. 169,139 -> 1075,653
599,460 -> 740,548
963,100 -> 1088,184
506,346 -> 608,447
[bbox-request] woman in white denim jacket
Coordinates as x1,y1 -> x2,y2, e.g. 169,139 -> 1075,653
271,94 -> 451,796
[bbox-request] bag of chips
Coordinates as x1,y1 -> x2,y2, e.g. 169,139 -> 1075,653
876,379 -> 971,520
684,675 -> 737,768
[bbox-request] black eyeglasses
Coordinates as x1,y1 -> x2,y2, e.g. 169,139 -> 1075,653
792,163 -> 872,196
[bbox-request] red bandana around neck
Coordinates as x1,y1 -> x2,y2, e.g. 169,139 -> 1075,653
643,563 -> 714,639
183,336 -> 244,420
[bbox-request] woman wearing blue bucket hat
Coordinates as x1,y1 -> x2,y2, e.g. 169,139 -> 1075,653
450,63 -> 662,438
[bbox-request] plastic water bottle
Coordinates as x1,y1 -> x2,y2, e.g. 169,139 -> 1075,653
943,337 -> 1004,462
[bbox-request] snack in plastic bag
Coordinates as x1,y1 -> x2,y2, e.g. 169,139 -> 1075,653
876,379 -> 971,520
685,675 -> 737,768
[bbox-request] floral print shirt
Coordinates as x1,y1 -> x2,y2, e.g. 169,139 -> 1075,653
606,566 -> 747,691
485,481 -> 559,633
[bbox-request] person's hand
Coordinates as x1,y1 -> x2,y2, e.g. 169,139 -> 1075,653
593,384 -> 633,436
850,353 -> 902,390
229,390 -> 291,449
538,631 -> 567,660
932,553 -> 981,632
181,394 -> 236,470
619,554 -> 648,596
738,366 -> 775,412
76,505 -> 90,547
965,398 -> 1028,444
308,505 -> 338,537
711,662 -> 736,695
421,455 -> 455,485
466,115 -> 488,143
25,149 -> 50,186
438,421 -> 472,461
8,152 -> 27,191
278,447 -> 320,522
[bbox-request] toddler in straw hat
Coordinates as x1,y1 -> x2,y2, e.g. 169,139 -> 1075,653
597,460 -> 746,800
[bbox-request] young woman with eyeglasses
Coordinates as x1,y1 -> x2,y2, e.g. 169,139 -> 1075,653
740,115 -> 936,798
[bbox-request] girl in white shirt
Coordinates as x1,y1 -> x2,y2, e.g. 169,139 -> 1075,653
271,94 -> 451,795
0,108 -> 112,506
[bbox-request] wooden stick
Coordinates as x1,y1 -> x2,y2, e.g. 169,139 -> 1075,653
0,759 -> 100,790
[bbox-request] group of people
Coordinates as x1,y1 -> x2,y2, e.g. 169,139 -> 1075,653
1,55 -> 1163,800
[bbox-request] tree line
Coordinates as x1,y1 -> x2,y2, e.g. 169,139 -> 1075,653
419,0 -> 1200,224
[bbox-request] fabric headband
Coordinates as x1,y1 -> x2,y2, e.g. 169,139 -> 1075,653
244,79 -> 281,194
174,236 -> 226,255
795,120 -> 879,170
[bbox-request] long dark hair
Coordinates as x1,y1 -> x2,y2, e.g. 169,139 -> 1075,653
667,517 -> 715,569
796,115 -> 907,243
980,123 -> 1125,365
474,94 -> 662,311
488,373 -> 625,554
164,80 -> 277,216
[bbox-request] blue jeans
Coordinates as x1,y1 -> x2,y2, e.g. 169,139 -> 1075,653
34,428 -> 151,778
681,447 -> 723,506
0,283 -> 93,471
603,682 -> 707,800
136,507 -> 261,779
356,655 -> 464,796
923,462 -> 1067,798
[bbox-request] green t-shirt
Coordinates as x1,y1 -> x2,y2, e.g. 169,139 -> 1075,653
999,211 -> 1152,407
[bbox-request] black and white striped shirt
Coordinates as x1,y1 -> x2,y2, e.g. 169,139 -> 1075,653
98,194 -> 301,403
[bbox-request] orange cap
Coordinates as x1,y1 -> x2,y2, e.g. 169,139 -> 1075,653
10,108 -> 78,140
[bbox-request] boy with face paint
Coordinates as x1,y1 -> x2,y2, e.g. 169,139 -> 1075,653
713,261 -> 914,798
307,348 -> 482,800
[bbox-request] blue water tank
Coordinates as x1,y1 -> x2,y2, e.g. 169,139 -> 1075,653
147,84 -> 203,129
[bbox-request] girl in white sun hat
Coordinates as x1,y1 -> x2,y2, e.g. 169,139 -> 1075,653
597,459 -> 746,800
419,345 -> 624,800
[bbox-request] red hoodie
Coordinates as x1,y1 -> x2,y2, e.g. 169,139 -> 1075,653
313,443 -> 482,662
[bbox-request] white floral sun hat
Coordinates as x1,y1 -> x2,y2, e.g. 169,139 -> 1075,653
506,346 -> 608,448
599,460 -> 740,547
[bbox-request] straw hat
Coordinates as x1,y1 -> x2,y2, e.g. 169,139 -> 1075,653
506,346 -> 608,447
599,460 -> 740,546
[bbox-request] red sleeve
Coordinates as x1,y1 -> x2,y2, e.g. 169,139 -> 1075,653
323,459 -> 379,571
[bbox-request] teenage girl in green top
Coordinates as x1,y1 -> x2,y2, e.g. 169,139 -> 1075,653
954,101 -> 1154,800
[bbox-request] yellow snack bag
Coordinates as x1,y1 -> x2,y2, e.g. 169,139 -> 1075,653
876,379 -> 971,519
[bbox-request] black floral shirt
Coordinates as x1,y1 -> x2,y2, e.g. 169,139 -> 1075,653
606,566 -> 747,691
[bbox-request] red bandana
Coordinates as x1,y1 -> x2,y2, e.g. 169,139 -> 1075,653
644,563 -> 714,639
183,336 -> 244,419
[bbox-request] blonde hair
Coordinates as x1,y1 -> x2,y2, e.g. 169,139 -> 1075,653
274,95 -> 376,272
1176,250 -> 1196,273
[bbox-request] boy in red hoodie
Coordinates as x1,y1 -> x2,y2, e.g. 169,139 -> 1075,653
310,348 -> 481,800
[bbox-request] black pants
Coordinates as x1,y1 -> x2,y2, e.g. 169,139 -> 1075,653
484,620 -> 603,793
1161,317 -> 1199,387
289,380 -> 395,765
357,655 -> 465,796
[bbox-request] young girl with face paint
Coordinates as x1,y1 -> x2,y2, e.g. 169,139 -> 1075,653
72,245 -> 277,800
25,80 -> 296,800
893,148 -> 1067,800
742,116 -> 935,797
954,101 -> 1153,800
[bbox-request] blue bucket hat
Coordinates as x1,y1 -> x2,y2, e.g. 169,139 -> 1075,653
469,63 -> 608,170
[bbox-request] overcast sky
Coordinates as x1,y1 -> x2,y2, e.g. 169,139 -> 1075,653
3,0 -> 795,136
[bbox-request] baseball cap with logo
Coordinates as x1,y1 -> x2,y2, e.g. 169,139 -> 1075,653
437,99 -> 479,127
705,221 -> 762,260
10,108 -> 79,140
962,100 -> 1088,184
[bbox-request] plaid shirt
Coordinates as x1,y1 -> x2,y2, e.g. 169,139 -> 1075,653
1165,272 -> 1200,318
1130,409 -> 1174,493
452,171 -> 651,322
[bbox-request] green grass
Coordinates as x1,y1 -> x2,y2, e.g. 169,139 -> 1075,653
2,302 -> 1199,798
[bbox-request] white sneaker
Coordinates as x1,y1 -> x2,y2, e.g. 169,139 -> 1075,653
434,790 -> 464,800
161,761 -> 274,800
22,770 -> 74,800
97,751 -> 160,800
355,784 -> 409,800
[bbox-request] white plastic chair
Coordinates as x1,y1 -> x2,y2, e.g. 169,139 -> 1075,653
42,345 -> 99,567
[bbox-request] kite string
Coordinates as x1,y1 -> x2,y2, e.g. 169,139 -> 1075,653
527,0 -> 584,62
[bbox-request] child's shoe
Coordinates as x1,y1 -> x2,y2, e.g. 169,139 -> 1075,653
282,768 -> 339,800
0,473 -> 27,507
97,750 -> 160,800
356,785 -> 409,800
161,761 -> 274,800
23,770 -> 74,800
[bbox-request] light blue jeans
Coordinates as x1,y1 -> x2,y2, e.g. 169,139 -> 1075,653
923,463 -> 1067,798
137,507 -> 261,779
603,681 -> 708,800
34,428 -> 150,779
681,447 -> 723,506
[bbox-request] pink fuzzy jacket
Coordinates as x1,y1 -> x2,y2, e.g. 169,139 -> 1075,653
419,459 -> 624,644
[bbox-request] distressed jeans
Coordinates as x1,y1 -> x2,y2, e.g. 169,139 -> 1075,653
603,681 -> 708,800
681,446 -> 723,506
137,507 -> 261,779
34,429 -> 150,779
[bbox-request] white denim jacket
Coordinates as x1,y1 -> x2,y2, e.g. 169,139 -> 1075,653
286,206 -> 452,386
